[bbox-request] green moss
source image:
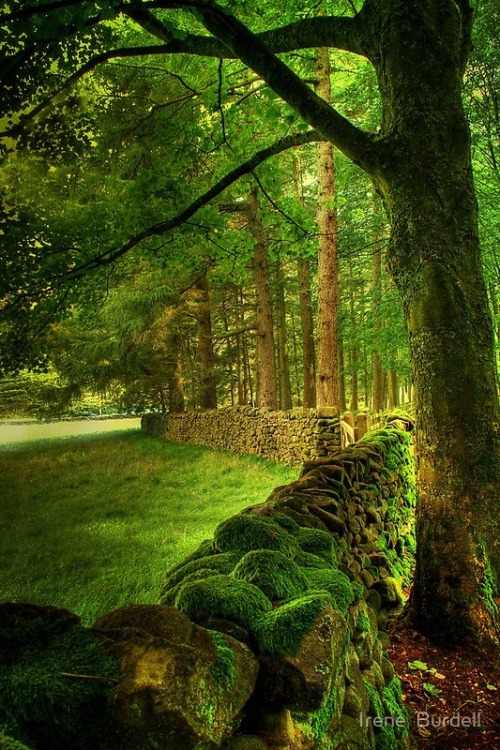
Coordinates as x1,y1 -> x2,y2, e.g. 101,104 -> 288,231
381,678 -> 409,738
270,512 -> 301,535
231,550 -> 308,601
254,593 -> 329,658
0,618 -> 120,748
174,573 -> 271,631
295,551 -> 332,569
296,528 -> 336,563
208,630 -> 235,691
351,582 -> 365,602
214,514 -> 299,557
357,610 -> 371,633
305,568 -> 355,613
479,543 -> 500,620
160,567 -> 225,606
0,728 -> 33,750
165,539 -> 214,574
162,551 -> 239,592
364,679 -> 406,750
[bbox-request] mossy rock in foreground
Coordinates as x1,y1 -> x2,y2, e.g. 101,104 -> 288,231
231,549 -> 309,602
214,514 -> 299,557
175,574 -> 272,632
0,603 -> 120,750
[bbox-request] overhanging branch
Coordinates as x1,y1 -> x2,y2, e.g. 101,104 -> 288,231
16,130 -> 325,293
190,1 -> 376,171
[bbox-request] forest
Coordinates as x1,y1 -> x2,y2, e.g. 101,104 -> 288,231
1,0 -> 499,726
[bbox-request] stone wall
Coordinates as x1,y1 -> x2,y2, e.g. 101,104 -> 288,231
142,406 -> 342,465
0,427 -> 416,750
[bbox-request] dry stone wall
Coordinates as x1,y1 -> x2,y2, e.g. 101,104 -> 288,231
142,406 -> 341,465
0,427 -> 416,750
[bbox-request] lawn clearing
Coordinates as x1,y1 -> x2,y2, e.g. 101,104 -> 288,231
0,431 -> 297,625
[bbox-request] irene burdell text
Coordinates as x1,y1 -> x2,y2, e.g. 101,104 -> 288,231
360,712 -> 482,729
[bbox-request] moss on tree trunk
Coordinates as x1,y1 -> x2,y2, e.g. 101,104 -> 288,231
366,0 -> 500,645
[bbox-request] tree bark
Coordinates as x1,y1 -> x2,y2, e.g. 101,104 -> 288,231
166,327 -> 185,414
370,0 -> 500,645
371,242 -> 384,413
275,260 -> 293,410
195,271 -> 217,410
246,190 -> 277,410
293,153 -> 317,408
297,257 -> 317,408
315,46 -> 341,411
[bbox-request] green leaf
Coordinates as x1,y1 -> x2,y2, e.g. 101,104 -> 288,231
423,682 -> 441,697
408,660 -> 428,671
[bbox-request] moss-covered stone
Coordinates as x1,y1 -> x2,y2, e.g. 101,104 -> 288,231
254,594 -> 330,658
214,515 -> 298,557
231,550 -> 308,601
296,527 -> 336,563
175,574 -> 271,631
304,568 -> 355,613
162,551 -> 240,593
0,603 -> 120,750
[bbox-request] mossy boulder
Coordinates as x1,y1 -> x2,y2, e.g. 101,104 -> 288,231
304,568 -> 357,613
93,605 -> 259,750
231,550 -> 308,601
256,601 -> 348,712
254,593 -> 330,659
174,574 -> 272,632
214,514 -> 298,557
161,551 -> 240,595
295,527 -> 336,563
0,603 -> 120,750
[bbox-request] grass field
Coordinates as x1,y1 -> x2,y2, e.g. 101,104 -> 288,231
0,431 -> 297,625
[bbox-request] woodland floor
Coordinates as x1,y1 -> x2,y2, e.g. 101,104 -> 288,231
387,607 -> 500,750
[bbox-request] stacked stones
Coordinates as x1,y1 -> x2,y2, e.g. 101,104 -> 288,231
0,428 -> 415,750
142,406 -> 342,465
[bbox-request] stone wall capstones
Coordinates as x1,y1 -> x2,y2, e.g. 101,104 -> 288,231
142,406 -> 342,465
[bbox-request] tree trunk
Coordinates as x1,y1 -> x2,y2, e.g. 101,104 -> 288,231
166,327 -> 185,414
338,336 -> 347,412
246,190 -> 277,410
372,0 -> 500,645
275,260 -> 293,410
293,154 -> 317,408
387,368 -> 399,409
195,271 -> 217,410
315,47 -> 341,410
348,266 -> 358,412
371,242 -> 384,413
297,258 -> 317,408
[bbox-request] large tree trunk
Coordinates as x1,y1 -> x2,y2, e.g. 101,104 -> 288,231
275,260 -> 293,410
373,0 -> 500,645
293,154 -> 317,408
297,257 -> 317,409
166,327 -> 185,414
246,190 -> 277,410
315,47 -> 341,410
371,243 -> 384,413
195,271 -> 217,410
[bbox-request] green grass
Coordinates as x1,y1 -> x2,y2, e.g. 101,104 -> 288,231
0,431 -> 297,625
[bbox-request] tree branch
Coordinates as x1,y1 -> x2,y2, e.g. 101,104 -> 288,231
20,130 -> 325,292
1,43 -> 178,138
190,1 -> 376,172
122,7 -> 367,58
